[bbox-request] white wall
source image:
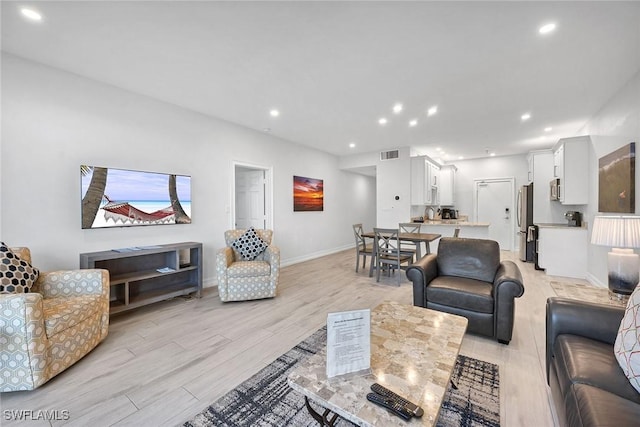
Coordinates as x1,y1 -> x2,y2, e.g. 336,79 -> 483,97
452,154 -> 529,220
0,54 -> 377,284
376,147 -> 411,228
579,70 -> 640,286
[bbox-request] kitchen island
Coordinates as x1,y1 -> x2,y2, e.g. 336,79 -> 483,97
415,220 -> 490,253
536,223 -> 587,279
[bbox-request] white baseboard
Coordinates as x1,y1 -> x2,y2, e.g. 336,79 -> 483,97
203,277 -> 217,289
202,244 -> 355,288
281,244 -> 353,267
586,272 -> 606,288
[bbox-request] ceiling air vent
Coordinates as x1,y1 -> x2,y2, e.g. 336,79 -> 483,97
380,149 -> 399,161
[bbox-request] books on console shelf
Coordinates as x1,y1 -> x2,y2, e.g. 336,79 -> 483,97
112,245 -> 163,253
156,267 -> 176,273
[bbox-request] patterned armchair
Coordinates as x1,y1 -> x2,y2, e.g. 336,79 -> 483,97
0,247 -> 109,392
216,229 -> 280,302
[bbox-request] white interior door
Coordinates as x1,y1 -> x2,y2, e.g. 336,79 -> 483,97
235,168 -> 266,229
474,178 -> 515,250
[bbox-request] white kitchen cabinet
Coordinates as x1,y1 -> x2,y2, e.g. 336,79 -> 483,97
527,149 -> 555,223
411,156 -> 439,205
411,156 -> 428,205
527,153 -> 534,183
537,225 -> 587,279
438,165 -> 457,206
553,144 -> 563,179
430,163 -> 440,189
553,136 -> 589,205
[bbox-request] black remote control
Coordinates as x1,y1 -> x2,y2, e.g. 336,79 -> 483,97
371,383 -> 424,417
366,392 -> 413,421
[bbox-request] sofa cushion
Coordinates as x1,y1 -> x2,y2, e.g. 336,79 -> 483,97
227,261 -> 271,278
436,238 -> 499,283
42,295 -> 102,337
614,284 -> 640,394
232,227 -> 268,261
0,242 -> 39,294
554,334 -> 640,404
566,383 -> 640,427
426,276 -> 494,314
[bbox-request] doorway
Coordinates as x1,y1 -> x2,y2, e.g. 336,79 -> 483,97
232,162 -> 273,230
473,177 -> 515,251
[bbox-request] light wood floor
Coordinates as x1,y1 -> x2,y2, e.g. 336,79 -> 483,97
1,249 -> 572,426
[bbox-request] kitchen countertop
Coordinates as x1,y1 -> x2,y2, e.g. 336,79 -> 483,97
415,220 -> 490,227
536,223 -> 587,229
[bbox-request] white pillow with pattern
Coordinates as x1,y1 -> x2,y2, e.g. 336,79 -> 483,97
614,284 -> 640,393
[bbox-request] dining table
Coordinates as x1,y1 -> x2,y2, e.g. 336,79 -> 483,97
362,230 -> 441,278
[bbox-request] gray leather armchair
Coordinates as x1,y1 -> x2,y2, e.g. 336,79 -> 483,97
406,237 -> 524,344
546,297 -> 640,426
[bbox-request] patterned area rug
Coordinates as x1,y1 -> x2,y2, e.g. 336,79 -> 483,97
184,327 -> 500,427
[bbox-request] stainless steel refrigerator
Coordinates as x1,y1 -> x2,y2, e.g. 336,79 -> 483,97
517,183 -> 534,262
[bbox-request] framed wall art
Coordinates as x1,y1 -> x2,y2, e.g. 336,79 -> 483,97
598,142 -> 635,213
293,175 -> 324,212
81,165 -> 191,229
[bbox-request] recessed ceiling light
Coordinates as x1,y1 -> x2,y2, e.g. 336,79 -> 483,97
269,109 -> 280,117
539,23 -> 557,35
544,127 -> 553,132
521,113 -> 531,121
393,103 -> 403,114
427,106 -> 438,116
409,119 -> 418,127
378,118 -> 388,125
263,128 -> 271,132
20,7 -> 42,22
490,153 -> 496,157
349,142 -> 356,148
436,147 -> 442,152
458,156 -> 464,160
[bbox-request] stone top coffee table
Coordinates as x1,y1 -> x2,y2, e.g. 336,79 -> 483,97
288,301 -> 468,426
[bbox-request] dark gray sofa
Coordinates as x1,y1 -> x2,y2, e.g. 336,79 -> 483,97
546,297 -> 640,426
406,237 -> 524,344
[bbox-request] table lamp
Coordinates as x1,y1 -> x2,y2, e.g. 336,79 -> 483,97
591,215 -> 640,300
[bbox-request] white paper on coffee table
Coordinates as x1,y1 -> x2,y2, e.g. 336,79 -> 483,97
326,309 -> 371,378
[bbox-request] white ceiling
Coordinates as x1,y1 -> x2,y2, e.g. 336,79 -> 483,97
3,1 -> 640,161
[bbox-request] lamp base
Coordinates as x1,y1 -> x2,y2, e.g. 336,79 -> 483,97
607,249 -> 639,297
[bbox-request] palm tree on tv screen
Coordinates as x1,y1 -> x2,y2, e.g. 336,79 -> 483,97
169,174 -> 190,224
81,165 -> 108,229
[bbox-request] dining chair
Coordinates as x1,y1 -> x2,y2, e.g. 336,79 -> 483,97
373,227 -> 414,285
352,223 -> 374,273
399,222 -> 421,262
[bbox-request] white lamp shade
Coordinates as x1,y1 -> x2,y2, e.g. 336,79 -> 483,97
591,216 -> 640,248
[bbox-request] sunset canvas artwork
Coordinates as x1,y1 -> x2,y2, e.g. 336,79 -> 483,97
293,175 -> 324,212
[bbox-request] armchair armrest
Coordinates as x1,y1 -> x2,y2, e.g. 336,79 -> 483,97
545,297 -> 625,383
406,254 -> 438,307
263,245 -> 280,268
494,261 -> 524,298
35,269 -> 109,299
264,246 -> 280,287
0,293 -> 49,391
216,247 -> 235,270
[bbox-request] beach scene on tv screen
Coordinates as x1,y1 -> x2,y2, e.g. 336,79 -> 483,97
81,166 -> 191,229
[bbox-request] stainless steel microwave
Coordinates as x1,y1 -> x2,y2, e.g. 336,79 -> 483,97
550,178 -> 560,201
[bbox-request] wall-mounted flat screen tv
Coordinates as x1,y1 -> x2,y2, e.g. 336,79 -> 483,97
81,165 -> 191,229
